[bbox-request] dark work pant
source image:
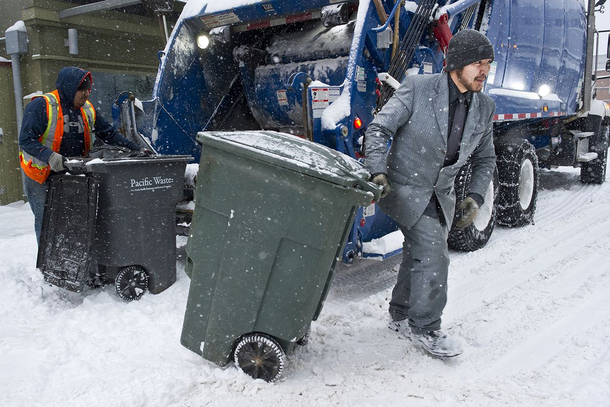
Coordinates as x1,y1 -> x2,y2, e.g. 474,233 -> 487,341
389,198 -> 450,334
21,170 -> 49,244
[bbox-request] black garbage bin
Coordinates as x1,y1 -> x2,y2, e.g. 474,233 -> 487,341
37,155 -> 191,300
37,174 -> 99,293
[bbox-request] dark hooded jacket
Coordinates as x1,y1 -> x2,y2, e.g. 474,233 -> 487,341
19,66 -> 139,164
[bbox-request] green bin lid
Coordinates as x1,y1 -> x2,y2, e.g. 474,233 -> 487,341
197,131 -> 380,200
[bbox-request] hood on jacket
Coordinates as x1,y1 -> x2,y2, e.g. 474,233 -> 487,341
55,67 -> 92,108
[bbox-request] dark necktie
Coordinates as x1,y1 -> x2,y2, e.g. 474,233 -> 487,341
445,94 -> 466,166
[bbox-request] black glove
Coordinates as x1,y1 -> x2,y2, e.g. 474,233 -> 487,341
371,173 -> 391,198
48,152 -> 65,172
455,196 -> 479,229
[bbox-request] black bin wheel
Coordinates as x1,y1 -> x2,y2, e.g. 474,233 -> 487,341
115,266 -> 149,302
233,333 -> 286,383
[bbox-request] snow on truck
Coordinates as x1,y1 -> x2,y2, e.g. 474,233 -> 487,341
114,0 -> 609,261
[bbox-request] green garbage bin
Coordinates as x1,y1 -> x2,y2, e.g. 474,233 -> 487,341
180,130 -> 380,382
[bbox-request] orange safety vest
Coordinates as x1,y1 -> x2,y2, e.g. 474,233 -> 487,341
19,90 -> 96,184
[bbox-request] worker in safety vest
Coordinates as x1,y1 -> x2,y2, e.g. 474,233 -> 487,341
19,66 -> 141,243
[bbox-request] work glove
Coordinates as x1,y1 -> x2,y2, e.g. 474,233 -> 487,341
48,152 -> 65,172
371,173 -> 391,198
455,196 -> 479,229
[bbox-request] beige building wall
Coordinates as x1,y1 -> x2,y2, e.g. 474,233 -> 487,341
0,62 -> 22,205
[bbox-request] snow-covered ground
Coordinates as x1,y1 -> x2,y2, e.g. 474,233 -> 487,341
2,166 -> 610,407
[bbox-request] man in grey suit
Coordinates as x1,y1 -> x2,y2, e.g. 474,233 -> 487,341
365,30 -> 496,357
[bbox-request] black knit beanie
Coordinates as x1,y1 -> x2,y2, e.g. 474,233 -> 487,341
444,29 -> 494,72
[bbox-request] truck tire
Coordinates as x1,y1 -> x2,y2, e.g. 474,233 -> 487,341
496,139 -> 539,227
580,121 -> 609,184
448,161 -> 498,251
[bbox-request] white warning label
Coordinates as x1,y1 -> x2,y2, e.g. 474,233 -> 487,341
311,88 -> 330,109
276,90 -> 288,106
364,204 -> 376,217
201,12 -> 241,28
310,87 -> 340,118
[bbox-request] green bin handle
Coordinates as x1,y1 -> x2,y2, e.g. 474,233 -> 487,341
331,155 -> 383,203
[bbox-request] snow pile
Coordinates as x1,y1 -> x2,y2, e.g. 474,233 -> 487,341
404,1 -> 419,14
180,0 -> 264,20
6,20 -> 26,33
435,0 -> 480,20
362,229 -> 403,256
184,163 -> 199,186
321,0 -> 371,132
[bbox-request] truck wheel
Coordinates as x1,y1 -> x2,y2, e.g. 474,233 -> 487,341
448,162 -> 498,251
115,266 -> 149,301
234,333 -> 286,382
580,122 -> 609,184
496,139 -> 539,227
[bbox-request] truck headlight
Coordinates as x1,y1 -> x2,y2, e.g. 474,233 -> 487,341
197,35 -> 210,49
538,84 -> 551,98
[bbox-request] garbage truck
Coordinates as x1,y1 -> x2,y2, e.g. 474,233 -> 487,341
114,0 -> 609,259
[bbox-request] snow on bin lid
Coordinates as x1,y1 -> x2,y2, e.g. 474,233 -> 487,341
197,130 -> 379,196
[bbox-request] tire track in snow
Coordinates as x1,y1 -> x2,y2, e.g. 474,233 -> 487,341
443,179 -> 610,377
539,249 -> 609,299
454,243 -> 610,372
445,204 -> 610,325
329,255 -> 400,302
490,282 -> 610,374
535,183 -> 601,225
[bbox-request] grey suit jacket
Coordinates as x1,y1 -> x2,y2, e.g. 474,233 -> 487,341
365,72 -> 496,229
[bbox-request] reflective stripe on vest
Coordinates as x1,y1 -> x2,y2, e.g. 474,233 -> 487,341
20,90 -> 96,184
81,100 -> 96,156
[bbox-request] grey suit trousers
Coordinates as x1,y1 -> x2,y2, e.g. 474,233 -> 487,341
390,200 -> 450,334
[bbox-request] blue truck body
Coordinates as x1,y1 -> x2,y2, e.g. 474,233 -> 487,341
116,0 -> 608,260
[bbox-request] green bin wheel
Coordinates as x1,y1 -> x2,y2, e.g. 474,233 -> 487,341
115,266 -> 149,302
233,333 -> 286,382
